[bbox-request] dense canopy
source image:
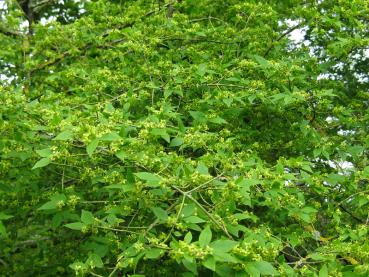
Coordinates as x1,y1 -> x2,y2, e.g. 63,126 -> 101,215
1,0 -> 369,276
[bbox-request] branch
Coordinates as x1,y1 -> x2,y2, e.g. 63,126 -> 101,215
336,189 -> 369,206
31,0 -> 56,11
163,36 -> 241,45
338,204 -> 365,224
172,185 -> 232,239
264,21 -> 305,57
0,26 -> 22,38
204,83 -> 249,89
30,2 -> 174,73
187,173 -> 224,194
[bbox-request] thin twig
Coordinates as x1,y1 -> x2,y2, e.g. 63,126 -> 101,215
145,201 -> 178,234
61,157 -> 66,190
164,195 -> 186,242
187,173 -> 223,194
172,185 -> 232,239
96,226 -> 140,234
89,271 -> 104,277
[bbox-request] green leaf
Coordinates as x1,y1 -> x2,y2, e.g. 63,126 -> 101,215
216,264 -> 233,277
81,210 -> 94,224
209,116 -> 227,124
104,183 -> 134,192
170,137 -> 184,147
184,231 -> 193,243
197,63 -> 207,76
86,138 -> 99,157
203,256 -> 216,271
145,248 -> 162,259
115,150 -> 127,161
70,262 -> 87,271
151,128 -> 170,143
199,225 -> 212,247
51,193 -> 67,202
100,132 -> 122,141
38,200 -> 58,210
319,265 -> 328,277
362,166 -> 369,177
135,172 -> 162,187
182,258 -> 197,274
0,212 -> 13,220
184,216 -> 206,224
196,163 -> 209,175
187,223 -> 201,232
248,261 -> 279,276
86,253 -> 103,268
299,213 -> 311,223
181,204 -> 196,217
189,111 -> 206,123
251,54 -> 270,68
36,148 -> 52,158
64,222 -> 86,230
104,102 -> 115,113
51,213 -> 63,228
38,193 -> 66,210
302,206 -> 317,214
164,89 -> 173,98
32,157 -> 51,170
53,130 -> 73,140
213,252 -> 238,263
151,207 -> 168,221
313,148 -> 322,158
308,253 -> 326,261
211,240 -> 238,253
0,221 -> 6,236
245,263 -> 260,277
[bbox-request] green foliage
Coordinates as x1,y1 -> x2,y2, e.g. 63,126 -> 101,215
1,0 -> 369,276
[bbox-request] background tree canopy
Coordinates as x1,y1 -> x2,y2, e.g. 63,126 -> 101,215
1,0 -> 369,276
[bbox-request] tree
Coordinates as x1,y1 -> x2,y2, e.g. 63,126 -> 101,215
1,0 -> 369,276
